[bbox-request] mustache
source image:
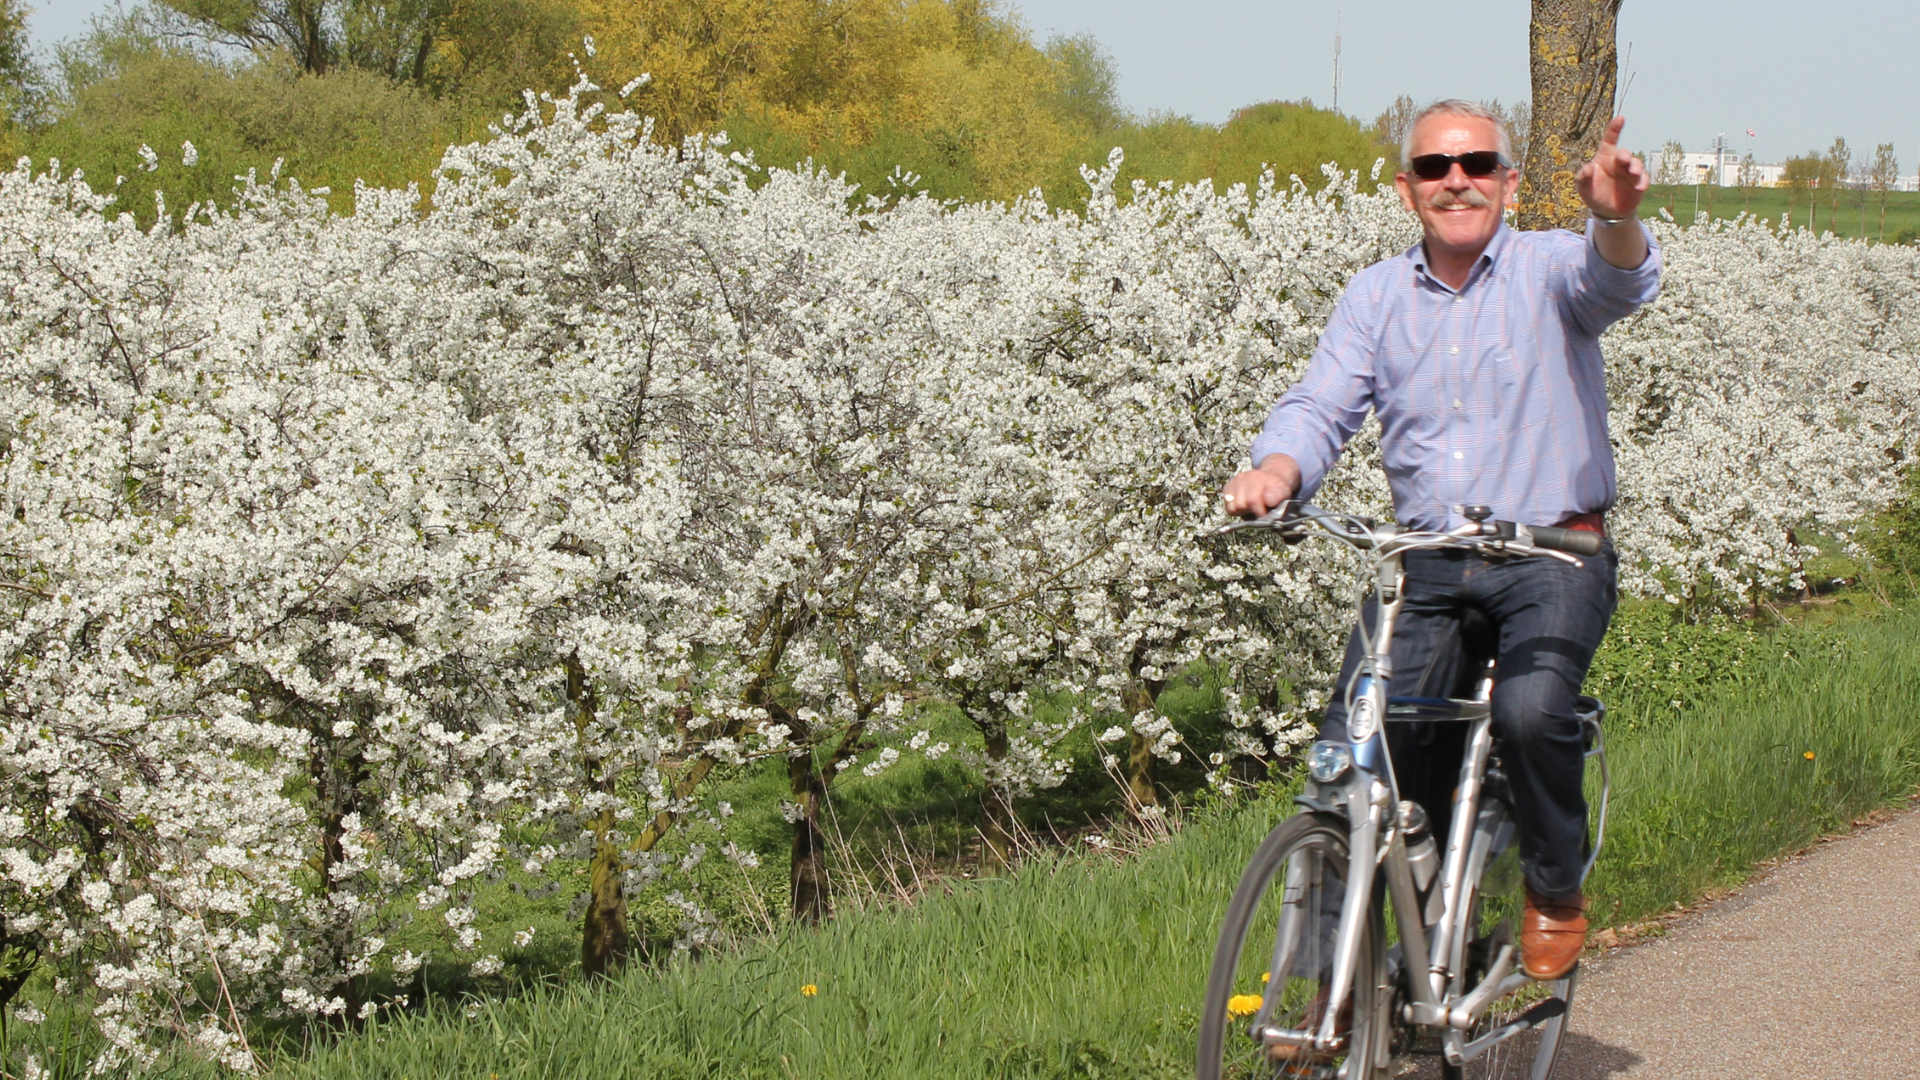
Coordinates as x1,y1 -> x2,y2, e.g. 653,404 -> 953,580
1427,187 -> 1494,209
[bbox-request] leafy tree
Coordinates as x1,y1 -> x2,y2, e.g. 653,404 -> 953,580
1871,142 -> 1898,241
30,13 -> 453,221
1370,93 -> 1418,157
0,0 -> 37,148
1779,151 -> 1833,232
1735,151 -> 1759,212
572,0 -> 1100,202
154,0 -> 578,104
1481,97 -> 1530,171
1824,136 -> 1852,224
1654,140 -> 1684,185
1193,100 -> 1390,195
158,0 -> 347,74
1043,32 -> 1121,134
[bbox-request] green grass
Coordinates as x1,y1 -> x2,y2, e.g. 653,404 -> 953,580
234,609 -> 1920,1080
1581,609 -> 1920,925
271,794 -> 1288,1080
1639,184 -> 1920,243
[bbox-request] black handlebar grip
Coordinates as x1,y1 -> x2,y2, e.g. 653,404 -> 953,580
1527,524 -> 1603,557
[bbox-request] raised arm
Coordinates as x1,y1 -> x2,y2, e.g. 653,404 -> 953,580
1576,116 -> 1651,270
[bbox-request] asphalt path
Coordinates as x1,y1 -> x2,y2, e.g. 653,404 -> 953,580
1555,805 -> 1920,1079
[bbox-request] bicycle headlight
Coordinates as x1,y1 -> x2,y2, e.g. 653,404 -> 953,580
1307,741 -> 1353,783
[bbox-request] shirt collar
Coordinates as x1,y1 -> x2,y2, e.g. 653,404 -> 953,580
1410,221 -> 1511,294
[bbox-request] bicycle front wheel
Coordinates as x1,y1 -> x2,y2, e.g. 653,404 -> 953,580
1197,811 -> 1389,1080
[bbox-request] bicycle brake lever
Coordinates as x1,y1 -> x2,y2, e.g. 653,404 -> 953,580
1215,502 -> 1309,541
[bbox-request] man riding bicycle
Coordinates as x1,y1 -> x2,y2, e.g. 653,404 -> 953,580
1221,99 -> 1657,982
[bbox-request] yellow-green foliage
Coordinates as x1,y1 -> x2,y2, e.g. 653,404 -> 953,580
1108,100 -> 1393,199
576,0 -> 1107,202
28,53 -> 453,218
24,0 -> 1395,217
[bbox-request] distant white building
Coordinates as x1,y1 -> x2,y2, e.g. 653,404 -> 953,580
1675,150 -> 1782,187
1669,153 -> 1918,191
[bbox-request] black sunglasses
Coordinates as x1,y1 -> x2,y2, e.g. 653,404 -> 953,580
1408,151 -> 1512,180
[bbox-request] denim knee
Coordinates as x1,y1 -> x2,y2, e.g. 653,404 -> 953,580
1488,676 -> 1581,750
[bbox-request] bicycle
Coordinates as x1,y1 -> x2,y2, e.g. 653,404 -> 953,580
1197,501 -> 1612,1080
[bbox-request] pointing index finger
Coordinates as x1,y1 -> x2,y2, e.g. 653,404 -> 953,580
1597,115 -> 1627,156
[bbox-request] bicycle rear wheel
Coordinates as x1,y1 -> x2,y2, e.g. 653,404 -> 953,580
1197,812 -> 1390,1080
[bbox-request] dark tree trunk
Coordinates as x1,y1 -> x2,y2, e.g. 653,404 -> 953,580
1122,684 -> 1163,816
581,812 -> 631,978
979,721 -> 1016,874
1516,0 -> 1623,230
787,751 -> 831,924
570,657 -> 630,979
1228,751 -> 1268,786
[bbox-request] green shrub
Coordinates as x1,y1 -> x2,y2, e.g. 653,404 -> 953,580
28,52 -> 453,221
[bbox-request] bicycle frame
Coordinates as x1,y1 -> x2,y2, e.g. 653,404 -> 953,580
1229,506 -> 1610,1070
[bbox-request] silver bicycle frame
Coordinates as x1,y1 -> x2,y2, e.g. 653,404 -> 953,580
1239,510 -> 1611,1067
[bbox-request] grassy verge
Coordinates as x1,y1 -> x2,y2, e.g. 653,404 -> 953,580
1638,184 -> 1920,243
1582,609 -> 1920,924
241,608 -> 1920,1080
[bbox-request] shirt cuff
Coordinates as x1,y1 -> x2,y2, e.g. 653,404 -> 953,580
1583,216 -> 1660,276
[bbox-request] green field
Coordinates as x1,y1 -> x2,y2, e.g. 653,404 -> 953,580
238,608 -> 1920,1080
1640,184 -> 1920,243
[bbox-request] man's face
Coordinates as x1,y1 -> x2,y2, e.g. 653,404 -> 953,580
1394,115 -> 1519,259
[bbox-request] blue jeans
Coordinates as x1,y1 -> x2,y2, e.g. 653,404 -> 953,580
1319,543 -> 1617,899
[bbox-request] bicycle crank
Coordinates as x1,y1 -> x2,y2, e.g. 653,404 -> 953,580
1448,997 -> 1568,1065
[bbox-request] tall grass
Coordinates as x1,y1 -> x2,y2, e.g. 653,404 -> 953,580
274,793 -> 1285,1080
259,611 -> 1920,1080
1583,610 -> 1920,923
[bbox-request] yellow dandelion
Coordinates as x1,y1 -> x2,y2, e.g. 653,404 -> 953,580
1227,993 -> 1263,1017
1261,971 -> 1271,984
801,983 -> 819,997
1804,751 -> 1816,760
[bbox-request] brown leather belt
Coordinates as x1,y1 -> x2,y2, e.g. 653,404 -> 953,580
1555,511 -> 1606,536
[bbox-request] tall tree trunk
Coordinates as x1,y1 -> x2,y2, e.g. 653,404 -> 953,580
787,749 -> 831,924
978,720 -> 1016,874
1122,685 -> 1161,815
570,656 -> 630,979
1516,0 -> 1623,230
581,807 -> 630,978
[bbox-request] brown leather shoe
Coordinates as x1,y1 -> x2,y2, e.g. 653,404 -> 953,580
1521,888 -> 1588,980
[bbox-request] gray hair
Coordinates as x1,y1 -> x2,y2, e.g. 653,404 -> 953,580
1401,99 -> 1513,170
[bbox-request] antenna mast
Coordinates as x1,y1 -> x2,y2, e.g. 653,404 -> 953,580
1332,5 -> 1343,113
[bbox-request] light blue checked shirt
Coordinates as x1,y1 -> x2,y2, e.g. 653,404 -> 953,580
1252,222 -> 1661,531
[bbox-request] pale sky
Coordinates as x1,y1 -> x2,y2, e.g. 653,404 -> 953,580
26,0 -> 1920,170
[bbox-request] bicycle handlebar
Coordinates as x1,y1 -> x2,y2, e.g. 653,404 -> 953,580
1216,501 -> 1598,565
1510,522 -> 1603,558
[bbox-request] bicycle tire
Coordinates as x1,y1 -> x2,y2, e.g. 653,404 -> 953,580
1197,811 -> 1390,1080
1439,805 -> 1576,1080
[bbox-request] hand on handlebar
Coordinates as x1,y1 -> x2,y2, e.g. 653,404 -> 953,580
1220,455 -> 1301,519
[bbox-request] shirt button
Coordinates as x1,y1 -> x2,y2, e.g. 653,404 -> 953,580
1452,398 -> 1463,409
1450,346 -> 1460,355
1453,451 -> 1464,459
1454,297 -> 1464,304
